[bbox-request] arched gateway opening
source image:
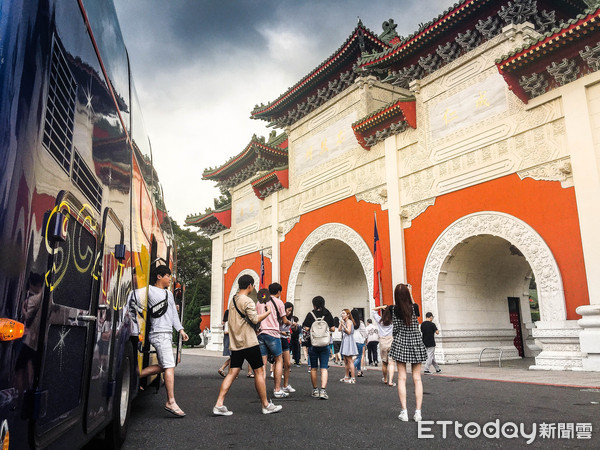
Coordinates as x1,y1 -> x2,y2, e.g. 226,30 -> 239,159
287,223 -> 373,321
422,212 -> 566,364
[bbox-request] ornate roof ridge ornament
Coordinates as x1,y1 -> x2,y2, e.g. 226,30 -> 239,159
496,5 -> 600,102
251,22 -> 390,126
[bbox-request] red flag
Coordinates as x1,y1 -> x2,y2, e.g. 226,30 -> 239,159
259,251 -> 265,289
373,216 -> 383,305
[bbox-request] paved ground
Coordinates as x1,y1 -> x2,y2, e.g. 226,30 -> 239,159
115,349 -> 600,449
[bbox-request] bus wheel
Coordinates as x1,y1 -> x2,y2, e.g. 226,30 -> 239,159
107,342 -> 133,448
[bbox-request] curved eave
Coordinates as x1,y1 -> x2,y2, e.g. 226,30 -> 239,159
352,98 -> 416,132
352,99 -> 416,151
359,0 -> 487,69
185,208 -> 232,229
251,25 -> 389,120
251,168 -> 289,200
203,139 -> 288,181
496,8 -> 600,72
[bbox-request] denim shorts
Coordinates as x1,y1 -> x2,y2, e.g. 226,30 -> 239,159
258,333 -> 283,357
308,345 -> 329,370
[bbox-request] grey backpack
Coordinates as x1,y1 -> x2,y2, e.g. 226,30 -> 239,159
309,311 -> 330,347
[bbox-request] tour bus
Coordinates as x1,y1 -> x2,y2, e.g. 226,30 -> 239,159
0,0 -> 179,448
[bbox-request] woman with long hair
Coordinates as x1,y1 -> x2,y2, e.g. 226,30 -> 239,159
351,309 -> 367,377
338,309 -> 358,383
372,304 -> 395,386
389,284 -> 427,422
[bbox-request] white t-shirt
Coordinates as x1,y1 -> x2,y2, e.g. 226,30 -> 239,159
366,323 -> 379,342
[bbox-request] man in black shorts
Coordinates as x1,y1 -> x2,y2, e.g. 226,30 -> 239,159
213,274 -> 283,415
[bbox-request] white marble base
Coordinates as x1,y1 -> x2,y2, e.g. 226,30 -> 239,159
529,320 -> 583,371
576,304 -> 600,371
436,328 -> 520,364
206,327 -> 224,352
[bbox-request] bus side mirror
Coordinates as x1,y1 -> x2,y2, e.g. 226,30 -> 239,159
115,244 -> 126,260
43,211 -> 67,242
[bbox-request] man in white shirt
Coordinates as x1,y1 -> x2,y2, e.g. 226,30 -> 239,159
140,265 -> 189,417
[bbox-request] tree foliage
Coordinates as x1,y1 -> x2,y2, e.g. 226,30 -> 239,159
172,220 -> 211,347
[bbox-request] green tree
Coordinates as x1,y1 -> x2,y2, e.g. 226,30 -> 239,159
172,220 -> 211,347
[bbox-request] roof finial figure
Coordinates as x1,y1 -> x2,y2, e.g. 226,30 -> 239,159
357,16 -> 363,26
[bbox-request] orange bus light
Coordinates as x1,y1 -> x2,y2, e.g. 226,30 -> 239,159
0,318 -> 25,341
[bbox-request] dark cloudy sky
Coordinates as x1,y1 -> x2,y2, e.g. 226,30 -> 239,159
113,0 -> 457,225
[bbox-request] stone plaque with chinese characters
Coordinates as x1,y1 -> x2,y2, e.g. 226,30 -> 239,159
234,194 -> 261,224
429,74 -> 507,141
294,111 -> 358,177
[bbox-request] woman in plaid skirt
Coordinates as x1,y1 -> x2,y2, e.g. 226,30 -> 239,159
389,283 -> 427,422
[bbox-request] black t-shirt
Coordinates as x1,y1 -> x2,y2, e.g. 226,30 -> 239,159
302,308 -> 334,346
420,320 -> 438,347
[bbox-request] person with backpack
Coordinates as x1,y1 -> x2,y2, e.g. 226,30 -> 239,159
338,308 -> 358,383
140,265 -> 189,417
302,296 -> 335,399
256,285 -> 291,398
213,274 -> 282,416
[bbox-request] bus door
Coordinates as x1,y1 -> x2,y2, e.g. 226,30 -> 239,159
33,192 -> 99,443
85,208 -> 124,432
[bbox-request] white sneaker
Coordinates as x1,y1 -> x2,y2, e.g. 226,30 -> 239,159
270,372 -> 274,378
398,410 -> 408,421
262,401 -> 282,414
282,384 -> 296,393
273,389 -> 289,398
311,388 -> 320,398
414,410 -> 422,422
213,405 -> 233,416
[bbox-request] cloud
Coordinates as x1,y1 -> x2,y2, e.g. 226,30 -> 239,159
114,0 -> 458,226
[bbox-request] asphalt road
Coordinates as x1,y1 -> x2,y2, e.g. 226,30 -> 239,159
118,354 -> 599,449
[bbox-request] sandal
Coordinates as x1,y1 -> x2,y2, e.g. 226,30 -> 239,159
388,382 -> 397,387
218,369 -> 226,378
357,371 -> 363,377
382,377 -> 387,384
340,377 -> 350,383
247,373 -> 255,378
164,405 -> 186,418
349,378 -> 356,384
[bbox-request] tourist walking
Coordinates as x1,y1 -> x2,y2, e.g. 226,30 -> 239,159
139,265 -> 189,417
339,309 -> 358,383
218,310 -> 231,377
366,318 -> 379,366
389,283 -> 427,422
256,286 -> 291,398
421,312 -> 441,374
290,311 -> 301,366
213,274 -> 282,416
372,305 -> 395,386
352,309 -> 367,377
280,299 -> 297,393
332,320 -> 342,365
302,296 -> 335,399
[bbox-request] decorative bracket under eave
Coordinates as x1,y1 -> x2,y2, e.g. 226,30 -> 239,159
351,98 -> 416,150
